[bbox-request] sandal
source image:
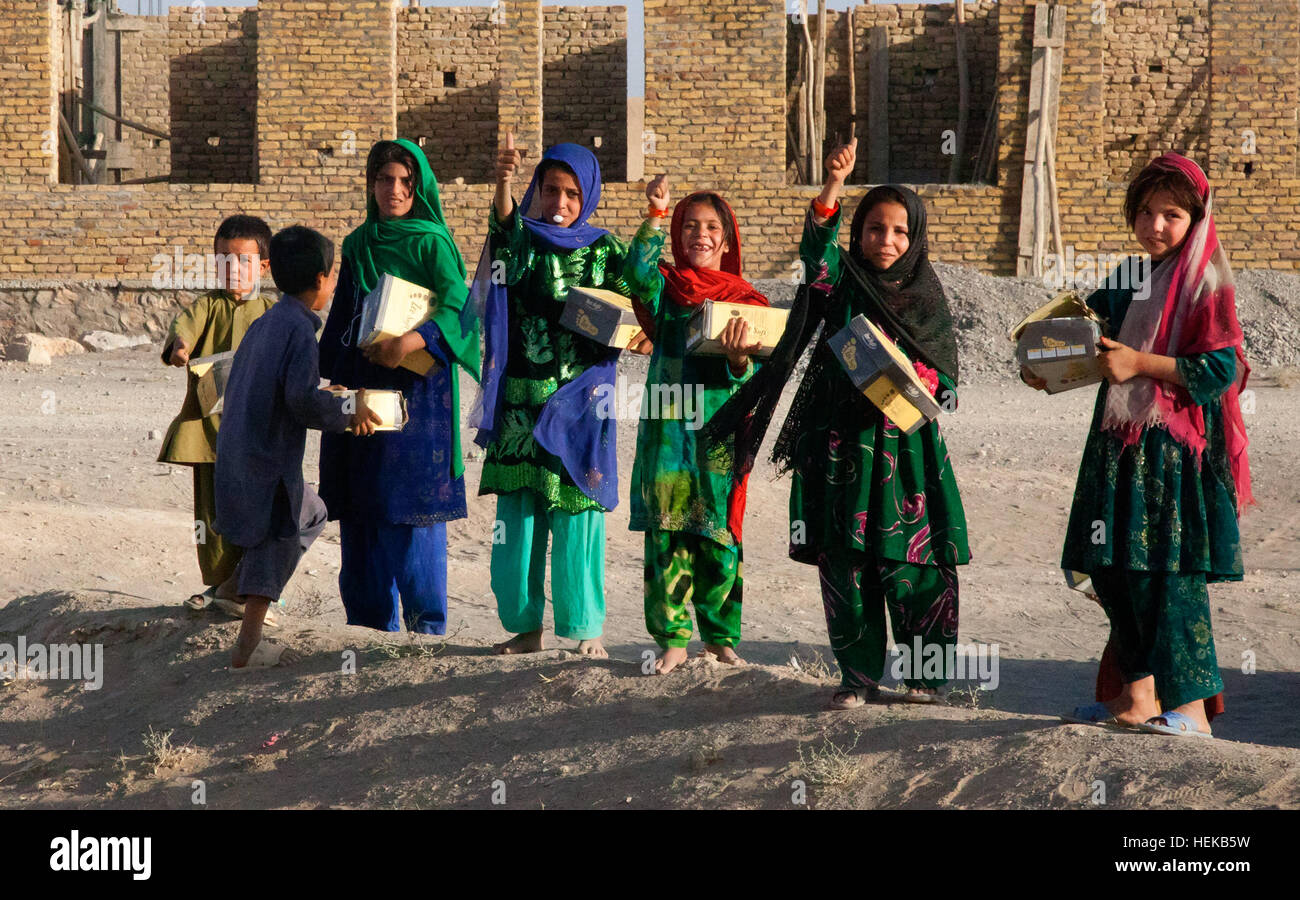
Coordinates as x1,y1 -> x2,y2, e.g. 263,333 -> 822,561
1137,710 -> 1212,738
184,587 -> 218,611
828,685 -> 881,710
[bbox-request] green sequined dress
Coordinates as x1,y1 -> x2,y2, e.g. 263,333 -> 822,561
478,208 -> 664,513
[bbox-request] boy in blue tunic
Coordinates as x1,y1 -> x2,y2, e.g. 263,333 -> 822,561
215,226 -> 380,668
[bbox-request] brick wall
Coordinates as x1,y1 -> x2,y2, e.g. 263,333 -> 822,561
118,16 -> 170,182
787,1 -> 1000,184
544,5 -> 628,181
168,6 -> 257,184
398,6 -> 500,184
3,0 -> 1300,346
643,0 -> 786,187
0,0 -> 56,186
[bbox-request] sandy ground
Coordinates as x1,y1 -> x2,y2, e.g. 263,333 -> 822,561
1,345 -> 1298,810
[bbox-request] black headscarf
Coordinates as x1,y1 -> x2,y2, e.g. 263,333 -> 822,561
703,185 -> 958,475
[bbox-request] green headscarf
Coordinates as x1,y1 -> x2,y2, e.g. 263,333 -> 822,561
341,138 -> 480,382
341,138 -> 481,481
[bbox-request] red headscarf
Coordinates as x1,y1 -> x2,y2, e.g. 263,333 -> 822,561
633,192 -> 769,339
1101,153 -> 1254,515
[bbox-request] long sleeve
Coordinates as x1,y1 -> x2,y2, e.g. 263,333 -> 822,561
161,293 -> 211,363
318,261 -> 359,383
1177,347 -> 1238,406
800,206 -> 843,287
487,203 -> 533,287
610,219 -> 666,316
416,231 -> 480,383
283,324 -> 350,433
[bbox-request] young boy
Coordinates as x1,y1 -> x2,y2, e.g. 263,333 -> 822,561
214,226 -> 380,668
159,214 -> 275,613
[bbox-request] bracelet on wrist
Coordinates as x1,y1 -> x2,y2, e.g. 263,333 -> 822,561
811,198 -> 839,220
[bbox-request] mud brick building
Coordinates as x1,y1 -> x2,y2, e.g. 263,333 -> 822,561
0,0 -> 1296,342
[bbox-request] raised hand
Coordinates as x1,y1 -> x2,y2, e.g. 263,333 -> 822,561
646,174 -> 671,212
494,131 -> 524,221
825,137 -> 858,185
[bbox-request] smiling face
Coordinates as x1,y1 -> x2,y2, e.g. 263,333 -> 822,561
681,200 -> 731,271
372,161 -> 416,220
858,200 -> 910,270
531,164 -> 583,227
1134,188 -> 1193,261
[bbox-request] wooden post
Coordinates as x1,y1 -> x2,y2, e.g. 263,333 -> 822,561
948,0 -> 969,183
1017,3 -> 1065,278
868,25 -> 889,184
814,0 -> 827,148
847,4 -> 857,144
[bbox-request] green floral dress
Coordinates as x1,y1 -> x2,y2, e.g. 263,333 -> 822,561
1060,283 -> 1243,582
628,287 -> 756,547
792,212 -> 970,568
478,208 -> 664,513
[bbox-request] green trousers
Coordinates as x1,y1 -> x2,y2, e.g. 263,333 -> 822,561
816,548 -> 959,689
1090,568 -> 1224,710
644,529 -> 743,649
490,490 -> 605,640
194,463 -> 242,587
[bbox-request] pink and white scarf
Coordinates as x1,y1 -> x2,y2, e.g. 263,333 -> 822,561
1101,153 -> 1254,514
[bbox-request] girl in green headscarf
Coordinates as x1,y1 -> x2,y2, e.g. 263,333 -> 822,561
318,139 -> 481,634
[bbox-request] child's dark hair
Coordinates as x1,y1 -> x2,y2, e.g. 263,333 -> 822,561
536,159 -> 580,193
1124,165 -> 1206,229
214,214 -> 272,258
366,140 -> 420,194
269,226 -> 334,297
683,193 -> 736,249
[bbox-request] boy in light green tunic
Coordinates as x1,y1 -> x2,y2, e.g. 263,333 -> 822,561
158,215 -> 275,612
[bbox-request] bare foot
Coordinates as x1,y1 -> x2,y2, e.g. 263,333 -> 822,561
577,638 -> 608,659
654,647 -> 689,675
494,630 -> 544,655
699,644 -> 745,666
1105,675 -> 1162,726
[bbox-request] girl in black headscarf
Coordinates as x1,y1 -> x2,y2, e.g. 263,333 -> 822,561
706,139 -> 970,709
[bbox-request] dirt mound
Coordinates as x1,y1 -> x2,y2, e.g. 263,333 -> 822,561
3,592 -> 1298,810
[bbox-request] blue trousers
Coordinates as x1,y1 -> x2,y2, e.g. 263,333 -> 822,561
339,519 -> 448,634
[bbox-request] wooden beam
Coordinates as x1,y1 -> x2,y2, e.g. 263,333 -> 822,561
949,1 -> 970,183
58,111 -> 95,184
72,96 -> 171,141
867,25 -> 889,184
1017,3 -> 1065,277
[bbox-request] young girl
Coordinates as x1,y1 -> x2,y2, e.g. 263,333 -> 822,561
628,188 -> 770,674
1027,153 -> 1252,737
707,139 -> 970,708
318,139 -> 480,634
473,135 -> 666,658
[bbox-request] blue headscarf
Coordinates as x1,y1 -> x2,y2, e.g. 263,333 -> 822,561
517,143 -> 609,251
465,143 -> 621,509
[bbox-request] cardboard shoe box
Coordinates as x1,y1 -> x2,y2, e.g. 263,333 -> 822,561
827,314 -> 943,435
359,273 -> 440,376
339,389 -> 408,433
189,350 -> 237,417
560,287 -> 642,349
685,301 -> 789,359
1016,317 -> 1103,394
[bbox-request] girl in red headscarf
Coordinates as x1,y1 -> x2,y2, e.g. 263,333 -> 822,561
628,188 -> 771,675
1025,153 -> 1253,737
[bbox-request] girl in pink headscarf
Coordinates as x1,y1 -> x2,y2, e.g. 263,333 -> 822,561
1024,153 -> 1253,738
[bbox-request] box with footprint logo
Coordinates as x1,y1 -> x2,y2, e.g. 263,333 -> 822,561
560,287 -> 642,349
